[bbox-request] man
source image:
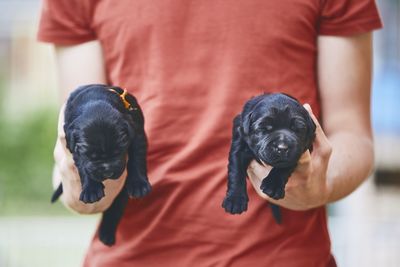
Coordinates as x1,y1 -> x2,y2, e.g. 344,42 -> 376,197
38,0 -> 382,266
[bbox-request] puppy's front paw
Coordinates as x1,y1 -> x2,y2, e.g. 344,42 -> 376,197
99,230 -> 116,247
260,177 -> 285,200
127,178 -> 152,198
79,183 -> 105,203
222,194 -> 248,214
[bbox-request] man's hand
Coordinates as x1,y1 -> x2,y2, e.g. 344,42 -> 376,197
53,105 -> 126,214
247,104 -> 332,211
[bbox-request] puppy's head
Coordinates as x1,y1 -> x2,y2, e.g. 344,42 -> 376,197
241,93 -> 316,168
66,103 -> 134,182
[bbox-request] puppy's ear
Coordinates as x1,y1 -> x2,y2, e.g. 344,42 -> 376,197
241,112 -> 253,136
65,129 -> 78,153
125,121 -> 135,140
64,120 -> 80,153
123,115 -> 135,140
305,113 -> 317,152
241,95 -> 265,135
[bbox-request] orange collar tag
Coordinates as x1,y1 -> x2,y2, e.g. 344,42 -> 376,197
109,88 -> 134,110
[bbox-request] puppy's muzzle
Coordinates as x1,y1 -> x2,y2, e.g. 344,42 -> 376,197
89,161 -> 125,181
102,162 -> 125,180
260,131 -> 300,167
271,140 -> 289,156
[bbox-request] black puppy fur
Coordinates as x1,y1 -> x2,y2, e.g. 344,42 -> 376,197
222,93 -> 316,223
51,84 -> 151,246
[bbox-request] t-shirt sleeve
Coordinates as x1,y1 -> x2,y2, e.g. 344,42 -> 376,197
318,0 -> 383,36
37,0 -> 97,45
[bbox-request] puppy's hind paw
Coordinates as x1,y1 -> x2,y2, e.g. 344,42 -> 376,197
222,194 -> 248,214
127,179 -> 152,199
99,232 -> 116,247
79,183 -> 105,203
260,178 -> 285,200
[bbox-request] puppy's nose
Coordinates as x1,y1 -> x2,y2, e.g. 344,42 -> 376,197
276,142 -> 289,154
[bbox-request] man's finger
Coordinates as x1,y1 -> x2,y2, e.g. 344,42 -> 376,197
57,104 -> 66,138
57,104 -> 71,151
53,138 -> 65,164
247,160 -> 272,180
295,150 -> 312,178
303,104 -> 324,143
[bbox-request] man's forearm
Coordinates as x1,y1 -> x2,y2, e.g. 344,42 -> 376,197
55,41 -> 107,100
326,131 -> 374,203
317,33 -> 375,204
52,41 -> 113,214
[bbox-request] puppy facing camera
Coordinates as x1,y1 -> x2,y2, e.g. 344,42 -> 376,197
222,93 -> 316,223
51,84 -> 152,246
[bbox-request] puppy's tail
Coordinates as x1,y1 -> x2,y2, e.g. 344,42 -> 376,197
270,203 -> 282,224
51,183 -> 63,203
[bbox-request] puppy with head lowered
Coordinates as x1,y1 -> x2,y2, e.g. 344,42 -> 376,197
51,84 -> 151,246
222,93 -> 316,223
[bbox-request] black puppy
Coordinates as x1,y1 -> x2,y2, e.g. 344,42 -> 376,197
222,93 -> 316,223
51,84 -> 151,245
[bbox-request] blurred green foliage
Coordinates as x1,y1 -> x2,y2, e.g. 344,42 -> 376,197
0,108 -> 69,215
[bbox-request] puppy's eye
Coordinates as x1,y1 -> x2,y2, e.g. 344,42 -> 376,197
258,122 -> 274,132
260,117 -> 274,132
265,124 -> 274,131
291,120 -> 306,132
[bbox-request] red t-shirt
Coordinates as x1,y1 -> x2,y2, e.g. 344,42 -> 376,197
38,1 -> 382,266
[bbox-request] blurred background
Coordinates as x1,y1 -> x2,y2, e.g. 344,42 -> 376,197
0,0 -> 399,266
